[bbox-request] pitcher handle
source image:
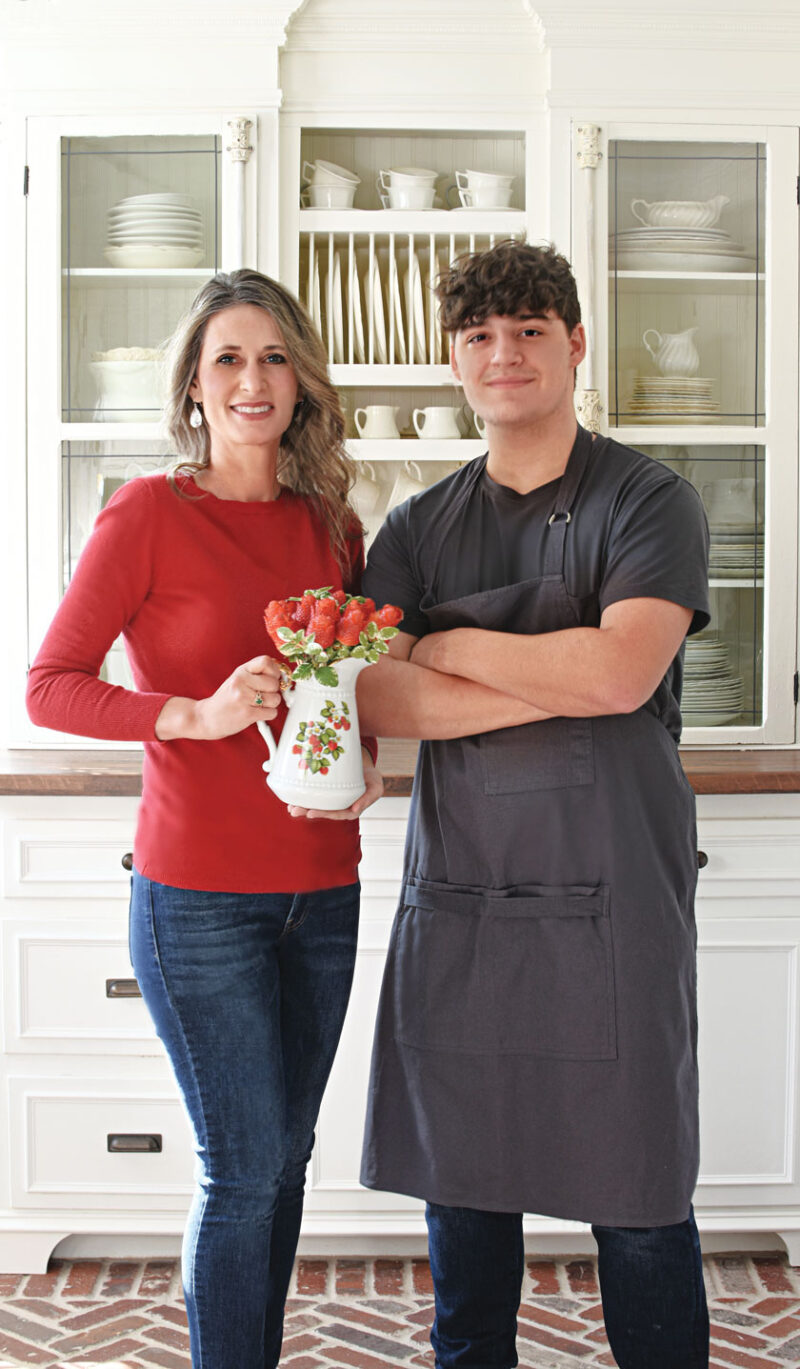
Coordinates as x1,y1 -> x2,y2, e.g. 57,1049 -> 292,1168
642,329 -> 662,365
354,408 -> 367,437
256,720 -> 277,774
630,199 -> 651,227
412,408 -> 425,437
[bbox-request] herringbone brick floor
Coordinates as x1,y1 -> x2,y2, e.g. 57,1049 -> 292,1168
0,1253 -> 797,1367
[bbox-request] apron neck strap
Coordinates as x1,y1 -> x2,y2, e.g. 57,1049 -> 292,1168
544,425 -> 595,577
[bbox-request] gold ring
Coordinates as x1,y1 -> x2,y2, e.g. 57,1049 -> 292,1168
254,692 -> 264,707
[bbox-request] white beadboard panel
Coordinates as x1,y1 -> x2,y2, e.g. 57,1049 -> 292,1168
3,819 -> 135,900
697,937 -> 798,1189
3,922 -> 161,1055
9,1079 -> 193,1211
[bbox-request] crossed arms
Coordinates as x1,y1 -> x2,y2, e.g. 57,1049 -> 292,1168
355,597 -> 693,740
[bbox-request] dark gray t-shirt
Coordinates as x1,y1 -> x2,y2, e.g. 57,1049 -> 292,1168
364,434 -> 710,741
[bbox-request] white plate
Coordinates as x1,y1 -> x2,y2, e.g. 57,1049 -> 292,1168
683,711 -> 744,727
104,245 -> 205,268
405,253 -> 427,364
425,271 -> 444,363
109,207 -> 202,221
389,259 -> 407,364
350,257 -> 366,363
612,250 -> 756,272
369,256 -> 388,364
331,249 -> 344,364
311,253 -> 323,336
116,192 -> 197,208
108,231 -> 203,244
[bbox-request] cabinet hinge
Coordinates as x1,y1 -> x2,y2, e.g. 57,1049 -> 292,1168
23,165 -> 29,196
794,670 -> 799,705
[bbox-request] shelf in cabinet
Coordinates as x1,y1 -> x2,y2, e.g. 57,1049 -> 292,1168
708,578 -> 764,588
609,270 -> 764,293
330,364 -> 454,386
609,426 -> 766,446
299,210 -> 526,235
60,422 -> 170,442
62,269 -> 215,283
346,439 -> 484,462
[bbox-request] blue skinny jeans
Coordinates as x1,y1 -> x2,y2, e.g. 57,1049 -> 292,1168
129,871 -> 360,1369
426,1202 -> 709,1369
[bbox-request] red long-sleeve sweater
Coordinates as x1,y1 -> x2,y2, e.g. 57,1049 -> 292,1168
26,473 -> 370,893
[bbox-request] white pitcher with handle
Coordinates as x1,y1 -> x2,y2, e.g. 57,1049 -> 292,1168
257,658 -> 370,810
642,326 -> 700,377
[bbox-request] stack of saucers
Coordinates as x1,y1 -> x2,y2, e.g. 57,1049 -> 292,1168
682,633 -> 744,727
104,193 -> 205,268
628,375 -> 720,423
609,227 -> 754,273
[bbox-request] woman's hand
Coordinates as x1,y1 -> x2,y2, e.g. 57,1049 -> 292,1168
155,656 -> 284,741
286,748 -> 384,822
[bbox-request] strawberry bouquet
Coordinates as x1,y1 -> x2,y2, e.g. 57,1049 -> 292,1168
264,587 -> 403,687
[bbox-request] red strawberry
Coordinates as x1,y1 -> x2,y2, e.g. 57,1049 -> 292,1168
335,598 -> 370,645
309,610 -> 336,648
291,592 -> 315,628
370,604 -> 403,629
264,600 -> 294,647
332,590 -> 348,606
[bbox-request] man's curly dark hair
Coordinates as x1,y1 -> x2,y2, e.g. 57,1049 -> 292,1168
434,239 -> 582,335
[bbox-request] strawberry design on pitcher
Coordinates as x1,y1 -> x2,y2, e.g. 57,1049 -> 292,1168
293,701 -> 352,774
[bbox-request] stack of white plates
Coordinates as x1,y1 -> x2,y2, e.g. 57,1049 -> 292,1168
683,634 -> 745,726
609,226 -> 755,273
709,528 -> 764,578
104,193 -> 205,268
628,375 -> 720,423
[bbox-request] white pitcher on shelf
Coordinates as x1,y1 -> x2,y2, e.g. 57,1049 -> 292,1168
642,326 -> 700,377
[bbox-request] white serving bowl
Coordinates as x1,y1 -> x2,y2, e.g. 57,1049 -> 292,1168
104,244 -> 205,268
90,358 -> 163,422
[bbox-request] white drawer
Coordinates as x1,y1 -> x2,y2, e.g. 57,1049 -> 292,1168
3,921 -> 160,1054
9,1078 -> 193,1210
3,818 -> 134,899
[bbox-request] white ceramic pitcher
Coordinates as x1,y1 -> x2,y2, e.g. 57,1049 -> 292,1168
257,658 -> 369,810
642,326 -> 700,377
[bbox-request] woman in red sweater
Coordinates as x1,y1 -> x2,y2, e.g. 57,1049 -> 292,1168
27,270 -> 381,1369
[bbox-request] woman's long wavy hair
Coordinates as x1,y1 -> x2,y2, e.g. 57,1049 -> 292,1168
162,269 -> 358,570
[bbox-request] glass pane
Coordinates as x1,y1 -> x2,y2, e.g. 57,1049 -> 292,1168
608,140 -> 765,427
61,441 -> 173,685
61,135 -> 221,422
639,444 -> 764,728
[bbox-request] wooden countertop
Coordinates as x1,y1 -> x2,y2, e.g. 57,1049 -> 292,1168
0,744 -> 799,797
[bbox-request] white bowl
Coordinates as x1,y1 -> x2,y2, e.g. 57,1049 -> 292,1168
116,192 -> 198,207
90,359 -> 163,421
104,244 -> 205,268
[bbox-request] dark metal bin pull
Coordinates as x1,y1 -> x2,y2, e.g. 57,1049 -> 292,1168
106,978 -> 142,999
107,1134 -> 162,1154
121,852 -> 134,871
697,851 -> 709,869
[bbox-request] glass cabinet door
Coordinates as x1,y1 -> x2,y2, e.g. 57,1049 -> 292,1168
61,133 -> 221,425
578,123 -> 798,745
23,117 -> 239,743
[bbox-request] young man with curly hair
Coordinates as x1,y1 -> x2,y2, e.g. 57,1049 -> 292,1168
356,240 -> 710,1369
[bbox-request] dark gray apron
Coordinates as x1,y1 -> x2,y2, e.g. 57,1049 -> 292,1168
361,427 -> 700,1227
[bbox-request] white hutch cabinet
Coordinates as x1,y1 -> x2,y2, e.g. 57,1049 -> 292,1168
0,0 -> 799,1270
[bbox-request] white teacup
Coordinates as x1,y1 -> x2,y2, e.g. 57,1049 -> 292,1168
381,166 -> 438,185
457,169 -> 514,190
412,406 -> 462,439
354,405 -> 401,440
458,185 -> 513,209
301,183 -> 356,209
387,460 -> 426,511
351,461 -> 382,519
302,159 -> 360,186
378,183 -> 436,211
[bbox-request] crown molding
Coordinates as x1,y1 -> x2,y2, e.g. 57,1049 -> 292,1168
280,93 -> 548,117
547,89 -> 800,115
283,0 -> 543,53
2,0 -> 306,43
530,1 -> 800,50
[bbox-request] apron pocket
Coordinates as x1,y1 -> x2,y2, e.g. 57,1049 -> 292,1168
482,718 -> 594,795
393,880 -> 616,1061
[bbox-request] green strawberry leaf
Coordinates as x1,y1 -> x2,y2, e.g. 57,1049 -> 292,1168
293,663 -> 313,680
315,665 -> 340,687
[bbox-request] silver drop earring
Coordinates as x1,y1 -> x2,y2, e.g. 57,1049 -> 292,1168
189,403 -> 203,429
